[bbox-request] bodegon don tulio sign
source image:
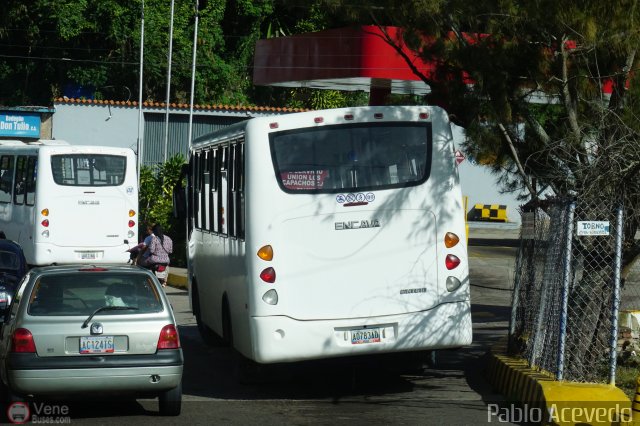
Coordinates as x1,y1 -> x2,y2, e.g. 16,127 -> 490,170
0,113 -> 40,138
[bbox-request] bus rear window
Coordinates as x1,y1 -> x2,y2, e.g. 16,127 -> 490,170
270,123 -> 431,193
51,155 -> 126,186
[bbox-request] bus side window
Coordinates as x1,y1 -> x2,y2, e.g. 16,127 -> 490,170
218,146 -> 228,236
228,144 -> 236,238
208,149 -> 216,234
214,147 -> 223,234
13,156 -> 27,205
194,152 -> 202,230
0,155 -> 14,204
236,142 -> 245,240
26,157 -> 37,206
187,154 -> 195,236
201,150 -> 209,231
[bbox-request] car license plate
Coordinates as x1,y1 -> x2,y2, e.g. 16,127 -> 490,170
351,328 -> 381,345
79,252 -> 98,260
80,336 -> 115,354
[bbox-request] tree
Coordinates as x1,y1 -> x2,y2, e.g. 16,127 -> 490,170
321,0 -> 640,274
0,0 -> 280,105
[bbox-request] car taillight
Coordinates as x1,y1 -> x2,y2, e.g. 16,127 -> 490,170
12,328 -> 36,353
157,324 -> 180,350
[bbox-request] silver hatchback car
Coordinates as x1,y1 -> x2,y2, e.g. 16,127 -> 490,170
0,265 -> 183,416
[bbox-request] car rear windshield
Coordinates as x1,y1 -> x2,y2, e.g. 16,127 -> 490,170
51,154 -> 126,186
0,250 -> 19,271
28,272 -> 163,316
270,123 -> 432,194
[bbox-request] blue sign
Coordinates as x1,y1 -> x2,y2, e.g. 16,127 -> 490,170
0,113 -> 40,137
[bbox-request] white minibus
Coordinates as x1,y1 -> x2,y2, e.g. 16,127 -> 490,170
0,140 -> 138,265
182,106 -> 471,363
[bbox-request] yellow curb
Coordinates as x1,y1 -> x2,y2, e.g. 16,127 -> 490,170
167,272 -> 187,289
487,349 -> 632,425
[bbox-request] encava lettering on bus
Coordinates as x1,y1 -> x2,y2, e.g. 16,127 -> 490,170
281,170 -> 328,189
335,219 -> 381,230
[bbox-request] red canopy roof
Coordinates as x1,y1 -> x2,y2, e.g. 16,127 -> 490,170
253,26 -> 435,96
253,25 -> 618,102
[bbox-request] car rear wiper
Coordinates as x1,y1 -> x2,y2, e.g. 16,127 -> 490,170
82,306 -> 139,329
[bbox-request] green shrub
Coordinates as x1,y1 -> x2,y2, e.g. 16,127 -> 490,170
139,154 -> 187,267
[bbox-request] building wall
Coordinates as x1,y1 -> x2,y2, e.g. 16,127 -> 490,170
52,101 -> 282,167
52,103 -> 139,150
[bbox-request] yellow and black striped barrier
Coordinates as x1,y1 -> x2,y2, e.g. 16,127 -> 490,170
633,376 -> 640,416
467,203 -> 508,222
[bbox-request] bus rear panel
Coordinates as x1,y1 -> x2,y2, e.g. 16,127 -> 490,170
0,144 -> 138,265
189,106 -> 471,364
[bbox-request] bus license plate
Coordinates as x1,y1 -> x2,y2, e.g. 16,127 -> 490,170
351,328 -> 381,345
79,252 -> 98,260
80,336 -> 115,354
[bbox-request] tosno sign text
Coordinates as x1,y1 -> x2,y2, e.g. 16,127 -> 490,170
577,221 -> 610,236
0,113 -> 40,138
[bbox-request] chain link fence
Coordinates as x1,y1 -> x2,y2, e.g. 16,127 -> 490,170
509,198 -> 624,383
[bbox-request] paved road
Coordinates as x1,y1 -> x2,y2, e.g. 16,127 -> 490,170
15,246 -> 519,425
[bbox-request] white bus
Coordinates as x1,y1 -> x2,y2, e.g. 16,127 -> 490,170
0,140 -> 138,265
182,106 -> 471,364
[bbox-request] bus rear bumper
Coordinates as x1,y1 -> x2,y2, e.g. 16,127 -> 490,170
249,300 -> 472,363
32,243 -> 131,265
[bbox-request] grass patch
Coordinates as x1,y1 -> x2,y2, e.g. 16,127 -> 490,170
616,365 -> 639,399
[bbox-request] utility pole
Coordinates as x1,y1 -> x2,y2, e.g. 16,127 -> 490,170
187,0 -> 201,147
163,0 -> 175,163
136,0 -> 145,184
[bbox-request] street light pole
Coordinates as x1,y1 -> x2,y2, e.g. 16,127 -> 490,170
136,0 -> 145,184
163,0 -> 175,163
187,0 -> 200,147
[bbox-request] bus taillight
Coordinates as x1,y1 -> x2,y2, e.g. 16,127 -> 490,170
129,209 -> 136,217
262,289 -> 278,305
128,220 -> 135,228
41,208 -> 49,216
419,112 -> 429,119
445,254 -> 460,270
41,219 -> 49,227
257,245 -> 273,261
446,276 -> 462,292
444,232 -> 460,248
260,267 -> 276,283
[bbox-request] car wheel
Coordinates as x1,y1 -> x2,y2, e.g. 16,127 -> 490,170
192,283 -> 223,346
158,381 -> 182,416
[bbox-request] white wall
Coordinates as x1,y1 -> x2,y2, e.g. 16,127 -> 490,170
52,103 -> 139,150
452,124 -> 527,224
